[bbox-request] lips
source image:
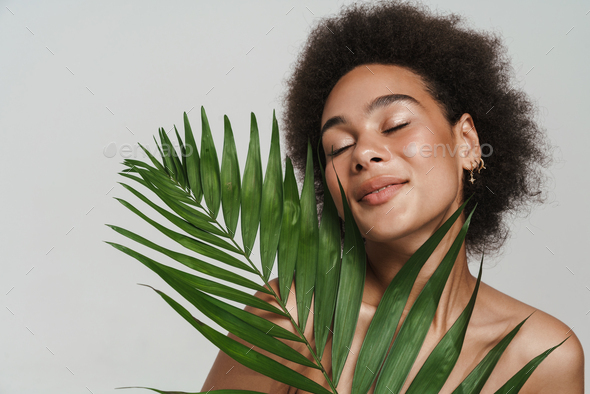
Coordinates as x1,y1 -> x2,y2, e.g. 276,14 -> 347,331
355,175 -> 408,202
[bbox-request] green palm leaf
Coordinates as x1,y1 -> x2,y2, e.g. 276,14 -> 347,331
199,106 -> 222,218
183,111 -> 203,203
193,287 -> 305,343
137,141 -> 168,174
112,198 -> 253,274
116,182 -> 239,254
260,110 -> 283,282
331,158 -> 367,387
351,195 -> 474,394
130,163 -> 195,206
185,286 -> 305,343
124,388 -> 267,394
106,224 -> 265,293
121,169 -> 225,236
159,126 -> 187,189
174,125 -> 188,184
157,127 -> 178,180
277,157 -> 300,304
451,314 -> 532,394
313,139 -> 342,361
493,337 -> 568,394
141,278 -> 318,370
295,140 -> 319,331
106,242 -> 286,317
405,255 -> 484,394
151,287 -> 333,394
108,108 -> 563,394
373,203 -> 477,394
220,114 -> 241,236
120,158 -> 212,218
241,113 -> 263,257
153,135 -> 170,176
194,284 -> 305,342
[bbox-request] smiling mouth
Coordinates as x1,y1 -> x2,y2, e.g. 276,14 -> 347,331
367,184 -> 395,195
359,181 -> 408,204
362,181 -> 408,198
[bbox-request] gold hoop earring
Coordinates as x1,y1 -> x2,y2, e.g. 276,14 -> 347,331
477,157 -> 486,173
468,158 -> 486,184
469,161 -> 476,184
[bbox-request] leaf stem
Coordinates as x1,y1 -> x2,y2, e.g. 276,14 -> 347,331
224,233 -> 339,394
181,184 -> 338,393
153,178 -> 338,393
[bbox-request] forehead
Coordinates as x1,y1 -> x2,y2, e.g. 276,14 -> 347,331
321,64 -> 434,125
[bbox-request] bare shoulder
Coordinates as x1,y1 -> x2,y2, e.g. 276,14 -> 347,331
474,281 -> 585,394
200,277 -> 304,393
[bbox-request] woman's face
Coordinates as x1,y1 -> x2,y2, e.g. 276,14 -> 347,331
321,64 -> 480,244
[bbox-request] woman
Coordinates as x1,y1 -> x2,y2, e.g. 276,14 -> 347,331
202,1 -> 584,392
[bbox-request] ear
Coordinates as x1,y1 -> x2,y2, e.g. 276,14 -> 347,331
452,113 -> 481,172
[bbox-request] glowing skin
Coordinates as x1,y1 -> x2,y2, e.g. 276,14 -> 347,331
200,64 -> 584,394
321,64 -> 479,300
321,65 -> 474,236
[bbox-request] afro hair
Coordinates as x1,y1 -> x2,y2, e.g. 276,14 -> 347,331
279,0 -> 557,261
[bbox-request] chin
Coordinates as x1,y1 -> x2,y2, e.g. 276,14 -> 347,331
360,219 -> 411,244
361,201 -> 431,243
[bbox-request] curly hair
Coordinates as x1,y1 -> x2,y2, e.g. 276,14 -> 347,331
279,0 -> 556,261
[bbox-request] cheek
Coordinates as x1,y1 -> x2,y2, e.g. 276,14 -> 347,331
325,168 -> 345,218
397,129 -> 461,198
403,141 -> 418,158
411,148 -> 462,203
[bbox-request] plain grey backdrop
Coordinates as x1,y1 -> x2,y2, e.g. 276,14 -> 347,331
1,0 -> 588,392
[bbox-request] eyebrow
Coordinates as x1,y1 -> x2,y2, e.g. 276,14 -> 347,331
320,93 -> 423,138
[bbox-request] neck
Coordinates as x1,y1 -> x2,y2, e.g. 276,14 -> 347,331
362,213 -> 477,334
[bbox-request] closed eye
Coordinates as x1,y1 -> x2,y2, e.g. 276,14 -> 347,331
383,121 -> 410,134
327,121 -> 410,157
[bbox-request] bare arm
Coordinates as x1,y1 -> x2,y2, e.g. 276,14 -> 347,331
526,330 -> 585,394
200,277 -> 303,393
516,311 -> 585,394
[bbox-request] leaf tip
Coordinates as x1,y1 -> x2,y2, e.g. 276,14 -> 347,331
137,283 -> 156,291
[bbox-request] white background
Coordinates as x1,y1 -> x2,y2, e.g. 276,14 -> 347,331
1,1 -> 588,393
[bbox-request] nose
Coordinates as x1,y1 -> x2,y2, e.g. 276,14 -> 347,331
351,134 -> 391,172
